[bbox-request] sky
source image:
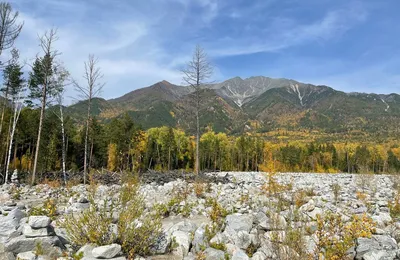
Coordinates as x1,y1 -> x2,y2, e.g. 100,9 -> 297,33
9,0 -> 400,102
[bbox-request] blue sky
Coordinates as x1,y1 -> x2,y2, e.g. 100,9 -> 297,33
10,0 -> 400,101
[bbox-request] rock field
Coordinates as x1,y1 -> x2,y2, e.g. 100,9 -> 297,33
1,172 -> 400,260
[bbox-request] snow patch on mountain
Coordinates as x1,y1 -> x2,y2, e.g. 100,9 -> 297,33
290,84 -> 305,106
381,98 -> 390,112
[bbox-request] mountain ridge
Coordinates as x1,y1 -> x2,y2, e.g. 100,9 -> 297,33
65,76 -> 400,137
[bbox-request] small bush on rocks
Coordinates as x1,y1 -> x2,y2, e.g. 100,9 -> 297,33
35,241 -> 44,256
315,213 -> 376,259
207,197 -> 228,225
331,182 -> 341,204
30,198 -> 58,219
194,181 -> 206,198
10,186 -> 21,200
63,180 -> 162,258
389,193 -> 400,220
116,181 -> 162,258
62,196 -> 116,247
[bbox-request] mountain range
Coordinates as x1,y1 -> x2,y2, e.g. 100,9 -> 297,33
65,76 -> 400,137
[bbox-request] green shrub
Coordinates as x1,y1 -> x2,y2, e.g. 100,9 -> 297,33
117,183 -> 162,258
61,197 -> 116,247
34,241 -> 44,256
63,181 -> 163,258
30,198 -> 58,220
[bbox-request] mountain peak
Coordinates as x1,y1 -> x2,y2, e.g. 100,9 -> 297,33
160,80 -> 172,85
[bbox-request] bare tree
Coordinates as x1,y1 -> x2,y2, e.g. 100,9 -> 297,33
28,29 -> 64,185
51,67 -> 69,185
0,3 -> 23,141
74,55 -> 104,184
0,3 -> 23,58
54,91 -> 67,185
182,45 -> 213,174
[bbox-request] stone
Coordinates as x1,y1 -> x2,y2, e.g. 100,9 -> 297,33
5,235 -> 64,254
250,251 -> 266,260
232,249 -> 249,260
225,244 -> 241,256
192,226 -> 206,252
78,197 -> 89,204
11,170 -> 18,184
356,237 -> 381,259
372,213 -> 392,228
77,244 -> 96,258
0,208 -> 24,243
0,252 -> 15,260
92,244 -> 121,259
299,199 -> 315,212
15,251 -> 37,260
373,235 -> 398,251
306,207 -> 323,220
28,216 -> 51,229
172,231 -> 191,257
151,232 -> 171,255
23,225 -> 54,238
226,214 -> 253,233
362,250 -> 395,260
203,248 -> 225,260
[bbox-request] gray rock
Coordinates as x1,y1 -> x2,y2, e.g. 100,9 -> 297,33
23,225 -> 54,238
226,214 -> 253,233
306,207 -> 323,220
203,248 -> 225,260
150,232 -> 171,255
356,237 -> 381,259
15,251 -> 37,260
299,199 -> 315,212
232,249 -> 249,260
0,209 -> 24,243
251,251 -> 266,260
77,244 -> 95,258
192,226 -> 206,252
172,231 -> 191,257
92,244 -> 121,259
373,235 -> 398,251
28,216 -> 51,229
363,250 -> 395,260
0,252 -> 15,260
5,235 -> 64,254
372,213 -> 392,228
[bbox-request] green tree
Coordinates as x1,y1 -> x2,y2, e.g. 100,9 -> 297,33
28,29 -> 67,184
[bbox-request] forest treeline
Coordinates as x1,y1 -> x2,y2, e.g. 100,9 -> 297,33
2,109 -> 400,179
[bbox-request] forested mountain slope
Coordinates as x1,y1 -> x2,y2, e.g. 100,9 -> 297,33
65,76 -> 400,137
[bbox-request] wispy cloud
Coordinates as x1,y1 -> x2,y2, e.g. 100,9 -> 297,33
7,0 -> 399,99
208,2 -> 368,57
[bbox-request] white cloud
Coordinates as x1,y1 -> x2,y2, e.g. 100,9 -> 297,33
208,3 -> 368,57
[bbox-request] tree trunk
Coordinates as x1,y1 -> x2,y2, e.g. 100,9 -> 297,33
89,138 -> 94,169
195,90 -> 200,174
83,98 -> 91,184
12,141 -> 17,168
32,85 -> 47,185
0,75 -> 9,139
59,104 -> 67,185
5,101 -> 21,183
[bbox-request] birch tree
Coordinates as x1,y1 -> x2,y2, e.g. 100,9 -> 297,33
74,55 -> 104,184
52,78 -> 69,185
2,48 -> 24,183
182,45 -> 213,174
28,29 -> 64,184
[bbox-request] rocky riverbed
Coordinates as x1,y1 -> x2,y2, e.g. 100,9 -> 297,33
1,172 -> 400,260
